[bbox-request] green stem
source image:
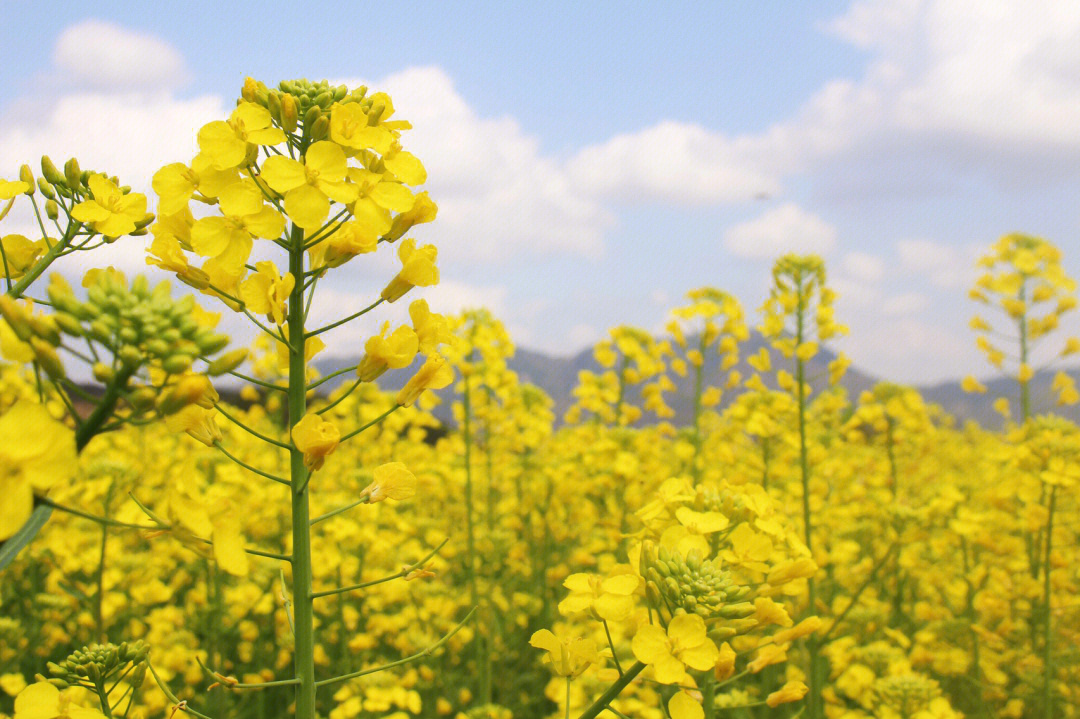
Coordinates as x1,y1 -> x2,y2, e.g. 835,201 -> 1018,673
7,220 -> 79,299
795,284 -> 820,719
576,661 -> 645,719
1042,484 -> 1057,719
315,608 -> 475,688
75,369 -> 133,451
287,222 -> 317,719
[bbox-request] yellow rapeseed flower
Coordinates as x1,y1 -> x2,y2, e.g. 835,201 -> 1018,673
71,174 -> 147,238
0,402 -> 77,540
292,414 -> 341,471
631,614 -> 719,684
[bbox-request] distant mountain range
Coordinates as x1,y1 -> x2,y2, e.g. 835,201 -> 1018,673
315,334 -> 1080,430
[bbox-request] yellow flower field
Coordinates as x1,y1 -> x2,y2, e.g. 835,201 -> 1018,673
0,77 -> 1077,719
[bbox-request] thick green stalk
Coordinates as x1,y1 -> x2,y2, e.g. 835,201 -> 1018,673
1018,286 -> 1030,421
287,225 -> 317,719
576,661 -> 645,719
690,335 -> 705,486
795,287 -> 821,719
1042,485 -> 1057,719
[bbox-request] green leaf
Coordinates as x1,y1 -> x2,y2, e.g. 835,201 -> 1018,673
0,504 -> 53,571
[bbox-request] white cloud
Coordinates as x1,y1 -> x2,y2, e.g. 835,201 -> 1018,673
339,67 -> 613,264
0,92 -> 224,197
806,0 -> 1080,184
567,121 -> 781,205
842,315 -> 972,383
896,238 -> 980,288
831,276 -> 880,309
840,251 -> 885,282
882,291 -> 930,316
53,20 -> 189,91
723,203 -> 838,259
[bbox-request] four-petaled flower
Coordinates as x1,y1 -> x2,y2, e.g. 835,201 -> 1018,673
260,141 -> 359,230
71,174 -> 147,238
631,614 -> 719,685
530,629 -> 600,678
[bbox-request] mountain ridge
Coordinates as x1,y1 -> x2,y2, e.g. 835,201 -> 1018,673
315,334 -> 1080,429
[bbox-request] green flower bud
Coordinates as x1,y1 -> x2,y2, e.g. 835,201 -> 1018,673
45,199 -> 59,220
207,348 -> 248,376
303,104 -> 322,128
41,156 -> 65,185
37,178 -> 56,200
0,295 -> 32,341
309,115 -> 330,141
314,91 -> 333,109
162,353 -> 193,374
19,165 -> 35,193
128,386 -> 158,412
28,315 -> 61,345
280,93 -> 299,133
118,345 -> 143,369
197,332 -> 229,356
64,158 -> 81,190
267,91 -> 283,123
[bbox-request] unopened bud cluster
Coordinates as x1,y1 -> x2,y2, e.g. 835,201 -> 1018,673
46,641 -> 148,689
700,487 -> 756,526
645,544 -> 753,622
873,674 -> 940,715
244,77 -> 376,143
48,273 -> 228,375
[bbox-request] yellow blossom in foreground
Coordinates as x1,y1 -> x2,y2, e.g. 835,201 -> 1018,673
71,174 -> 147,238
0,673 -> 26,697
381,239 -> 439,302
164,405 -> 223,448
558,572 -> 639,622
0,178 -> 30,198
292,414 -> 341,471
669,692 -> 703,719
632,614 -> 719,684
239,261 -> 295,326
260,141 -> 358,230
767,681 -> 808,708
747,642 -> 789,673
357,323 -> 419,381
529,629 -> 600,678
359,462 -> 417,503
0,235 -> 44,279
0,402 -> 78,540
397,355 -> 454,407
197,102 -> 285,170
13,681 -> 107,719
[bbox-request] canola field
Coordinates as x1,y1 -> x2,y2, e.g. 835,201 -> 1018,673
0,78 -> 1078,719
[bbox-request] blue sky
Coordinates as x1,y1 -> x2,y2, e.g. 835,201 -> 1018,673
2,1 -> 1078,384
